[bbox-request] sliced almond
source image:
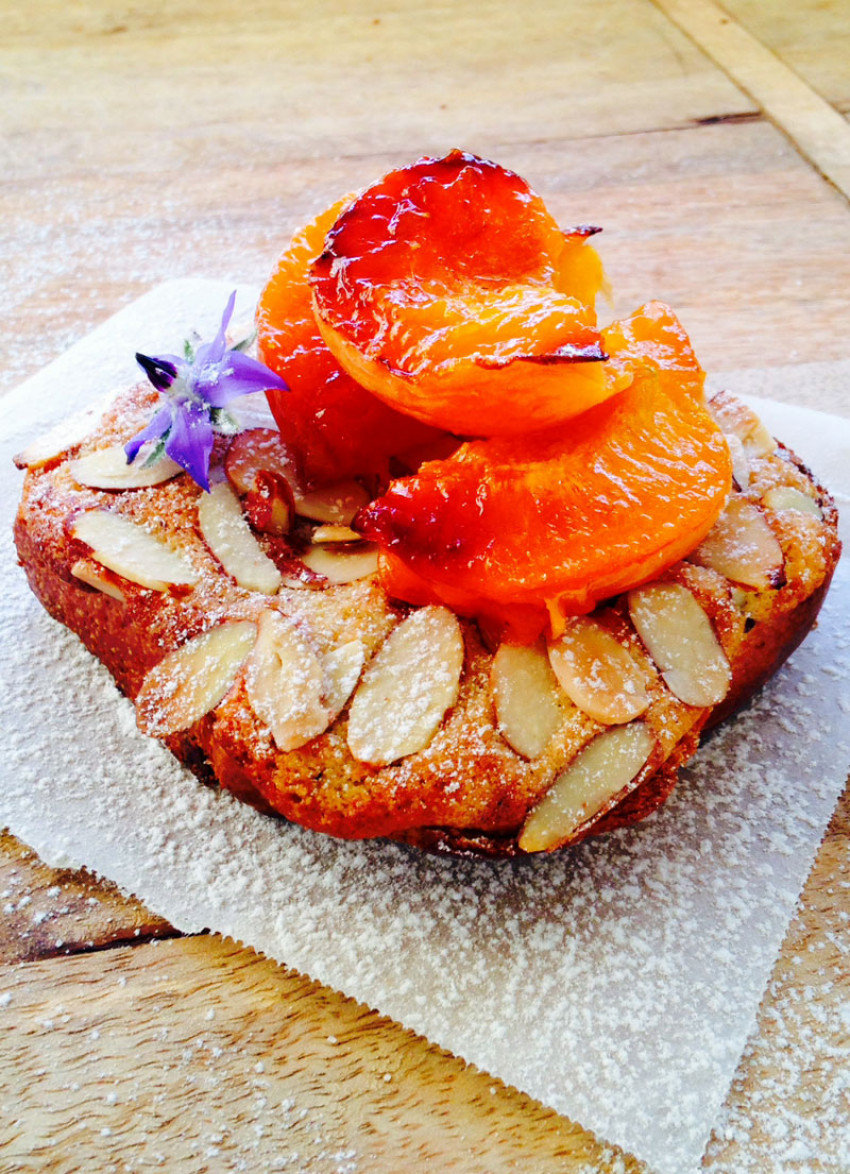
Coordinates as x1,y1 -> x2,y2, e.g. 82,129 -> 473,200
70,444 -> 183,490
70,559 -> 126,602
224,428 -> 299,496
547,617 -> 649,726
136,620 -> 257,736
13,391 -> 118,469
243,470 -> 295,536
518,723 -> 655,853
628,581 -> 731,708
310,524 -> 362,544
743,417 -> 775,457
322,639 -> 366,720
347,606 -> 464,765
71,510 -> 199,591
761,485 -> 822,518
245,610 -> 330,751
198,481 -> 282,595
708,392 -> 775,457
301,543 -> 379,584
726,433 -> 750,491
490,641 -> 563,759
295,479 -> 370,525
690,497 -> 784,590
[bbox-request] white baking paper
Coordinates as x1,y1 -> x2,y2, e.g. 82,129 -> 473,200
2,282 -> 848,1174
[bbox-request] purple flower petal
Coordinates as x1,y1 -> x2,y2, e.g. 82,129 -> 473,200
124,403 -> 173,463
136,353 -> 179,391
128,295 -> 287,492
190,292 -> 239,393
204,290 -> 237,367
203,350 -> 289,406
164,400 -> 215,491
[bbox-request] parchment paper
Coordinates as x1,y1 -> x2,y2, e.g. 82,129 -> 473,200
2,282 -> 848,1174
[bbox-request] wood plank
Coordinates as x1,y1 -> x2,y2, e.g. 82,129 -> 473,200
5,120 -> 850,406
0,830 -> 175,964
0,935 -> 647,1173
651,0 -> 850,198
721,0 -> 850,112
3,0 -> 750,179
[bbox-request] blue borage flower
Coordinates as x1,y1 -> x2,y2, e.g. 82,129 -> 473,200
125,291 -> 288,491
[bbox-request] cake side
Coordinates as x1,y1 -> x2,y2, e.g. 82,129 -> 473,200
13,383 -> 841,855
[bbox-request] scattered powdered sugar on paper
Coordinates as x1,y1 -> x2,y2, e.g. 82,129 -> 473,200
2,283 -> 849,1174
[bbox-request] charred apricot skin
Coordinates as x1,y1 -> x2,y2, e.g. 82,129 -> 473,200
356,316 -> 732,634
309,151 -> 611,436
256,199 -> 442,487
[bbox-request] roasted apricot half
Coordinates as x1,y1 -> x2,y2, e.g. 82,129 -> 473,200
309,150 -> 611,437
256,198 -> 443,487
356,324 -> 732,637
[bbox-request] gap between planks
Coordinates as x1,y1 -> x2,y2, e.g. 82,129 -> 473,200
651,0 -> 850,200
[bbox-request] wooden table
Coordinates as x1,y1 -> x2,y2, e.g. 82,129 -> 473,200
2,2 -> 849,1168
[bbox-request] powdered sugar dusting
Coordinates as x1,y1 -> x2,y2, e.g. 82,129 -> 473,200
2,284 -> 849,1174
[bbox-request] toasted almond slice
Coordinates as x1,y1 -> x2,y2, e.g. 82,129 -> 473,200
301,543 -> 379,584
245,610 -> 330,751
628,581 -> 731,708
726,433 -> 750,491
547,617 -> 649,726
13,391 -> 118,469
347,606 -> 464,765
243,471 -> 295,537
70,444 -> 183,490
490,641 -> 563,759
322,639 -> 366,720
70,558 -> 126,602
519,723 -> 655,853
71,510 -> 199,591
136,620 -> 257,736
198,481 -> 282,595
761,485 -> 822,518
224,428 -> 300,495
708,392 -> 775,457
295,479 -> 370,525
310,524 -> 362,544
744,417 -> 776,458
690,497 -> 784,590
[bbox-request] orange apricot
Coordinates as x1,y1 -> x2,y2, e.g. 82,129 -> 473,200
355,328 -> 732,636
602,298 -> 705,401
309,150 -> 611,436
256,198 -> 443,487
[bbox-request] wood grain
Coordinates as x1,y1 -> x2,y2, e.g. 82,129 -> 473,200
0,830 -> 175,965
652,0 -> 850,198
0,935 -> 647,1173
721,0 -> 850,112
4,0 -> 750,170
5,121 -> 850,406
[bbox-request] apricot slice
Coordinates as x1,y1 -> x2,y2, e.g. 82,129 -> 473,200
309,150 -> 610,436
356,354 -> 732,636
602,299 -> 705,401
256,198 -> 443,487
